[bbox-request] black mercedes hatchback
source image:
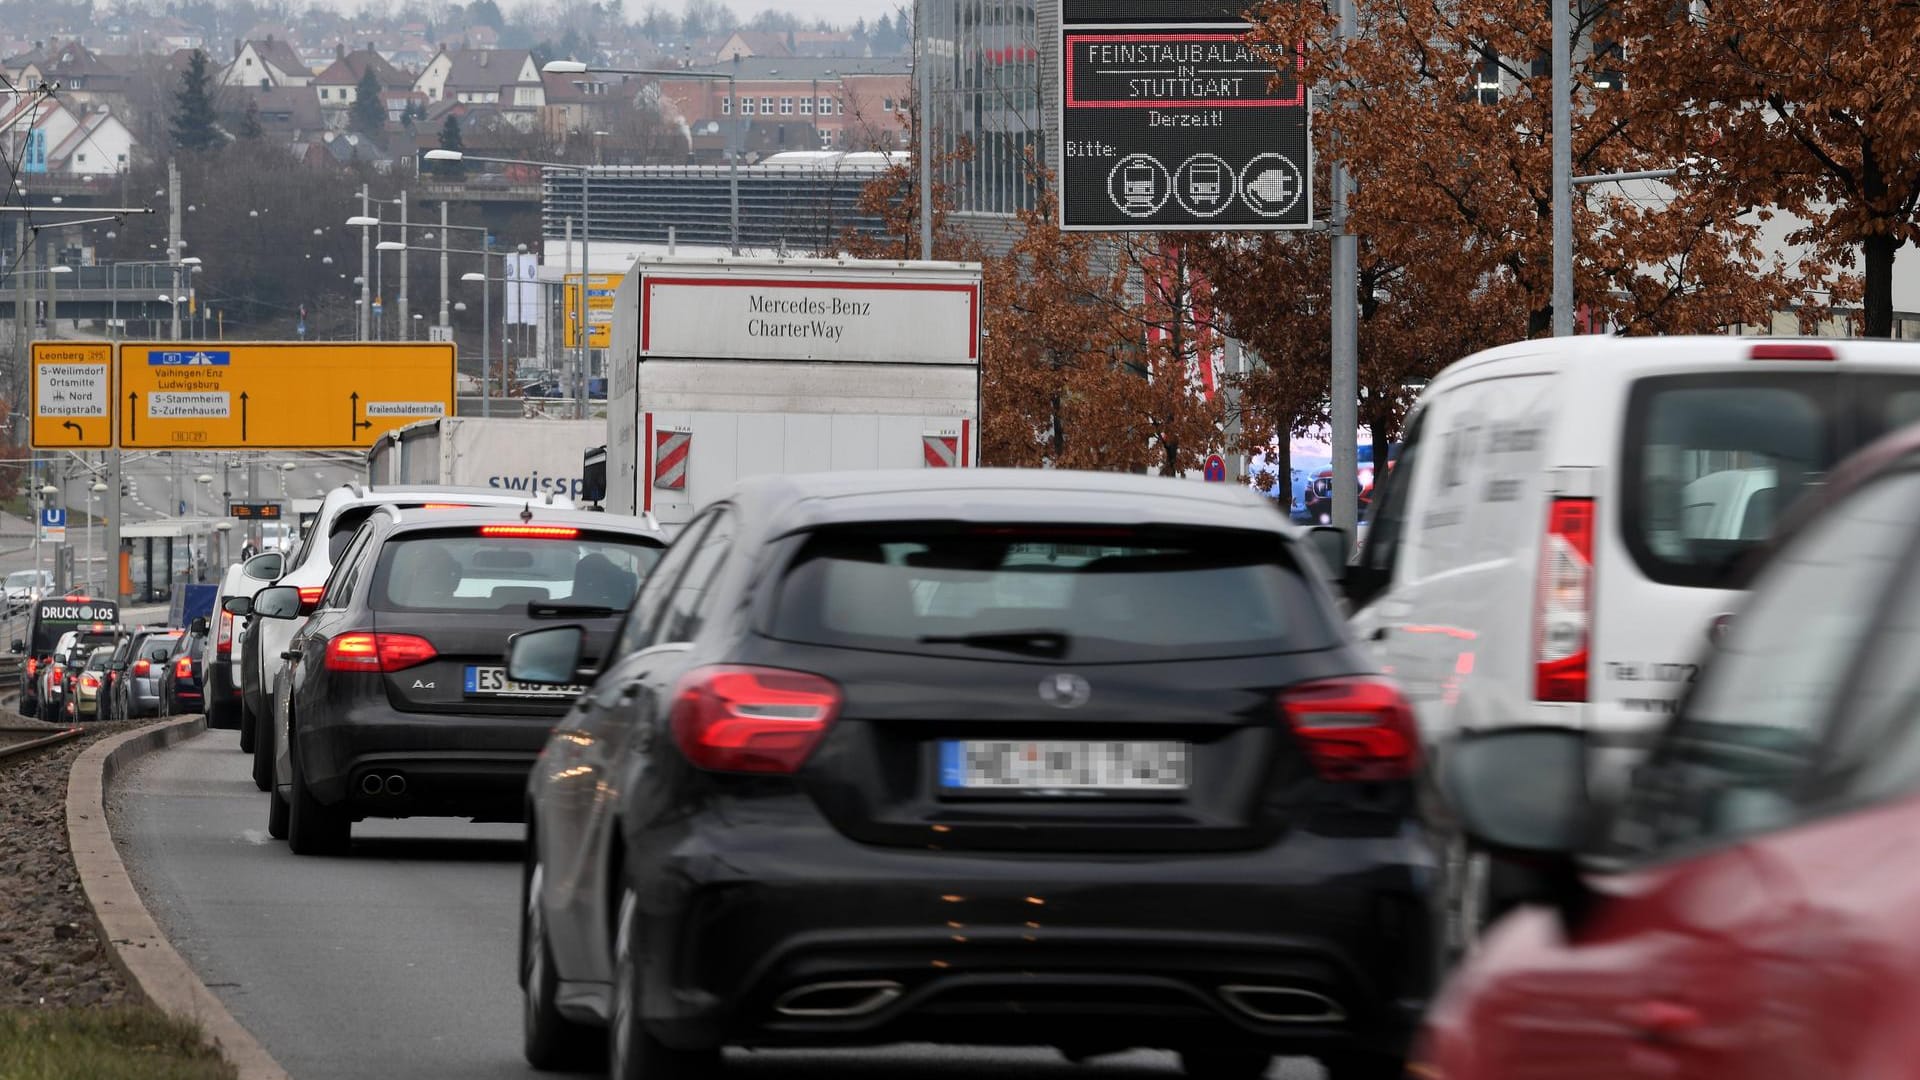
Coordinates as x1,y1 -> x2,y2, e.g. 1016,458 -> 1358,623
510,470 -> 1439,1080
241,504 -> 666,856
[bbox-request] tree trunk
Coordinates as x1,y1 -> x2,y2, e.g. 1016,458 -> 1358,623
1273,429 -> 1293,518
1863,232 -> 1897,338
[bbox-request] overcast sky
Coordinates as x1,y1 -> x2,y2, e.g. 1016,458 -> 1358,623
496,0 -> 908,30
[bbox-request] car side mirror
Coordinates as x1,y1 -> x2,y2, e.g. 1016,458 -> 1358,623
250,585 -> 304,620
506,625 -> 587,686
1439,727 -> 1596,929
1302,525 -> 1350,581
243,551 -> 285,582
223,596 -> 252,617
9,640 -> 21,654
189,617 -> 209,636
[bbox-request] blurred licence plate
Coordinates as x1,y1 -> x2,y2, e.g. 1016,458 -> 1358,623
939,740 -> 1190,792
464,665 -> 586,698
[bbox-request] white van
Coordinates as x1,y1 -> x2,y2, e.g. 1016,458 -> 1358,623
1346,336 -> 1920,780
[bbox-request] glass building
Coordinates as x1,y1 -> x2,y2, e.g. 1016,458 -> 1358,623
923,0 -> 1046,219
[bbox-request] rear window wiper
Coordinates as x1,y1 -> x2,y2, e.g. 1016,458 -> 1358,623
917,630 -> 1070,657
530,602 -> 622,619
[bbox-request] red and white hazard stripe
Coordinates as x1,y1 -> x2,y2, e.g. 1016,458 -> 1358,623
924,433 -> 959,468
654,429 -> 689,490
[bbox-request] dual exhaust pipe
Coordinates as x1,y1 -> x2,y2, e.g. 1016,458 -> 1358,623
358,772 -> 408,797
770,979 -> 1342,1025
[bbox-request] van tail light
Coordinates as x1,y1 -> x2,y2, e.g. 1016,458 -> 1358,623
669,666 -> 842,774
1535,497 -> 1595,702
297,586 -> 324,613
133,659 -> 151,676
216,609 -> 234,655
324,632 -> 438,673
1279,677 -> 1420,782
175,656 -> 193,679
1749,343 -> 1835,361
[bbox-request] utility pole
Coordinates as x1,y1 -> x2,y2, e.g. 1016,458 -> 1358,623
916,0 -> 933,261
1328,0 -> 1359,536
438,201 -> 449,335
359,185 -> 372,341
1550,0 -> 1573,336
1223,337 -> 1246,486
168,159 -> 182,340
578,171 -> 590,420
562,215 -> 573,410
398,197 -> 410,339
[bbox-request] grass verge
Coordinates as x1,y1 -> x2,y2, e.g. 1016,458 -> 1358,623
0,1006 -> 235,1080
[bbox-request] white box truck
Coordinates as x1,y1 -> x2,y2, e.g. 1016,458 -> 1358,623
603,255 -> 983,524
366,417 -> 606,502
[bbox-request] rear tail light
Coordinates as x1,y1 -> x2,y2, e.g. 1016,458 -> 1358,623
80,674 -> 99,690
479,525 -> 580,539
1750,343 -> 1835,361
133,659 -> 151,676
216,609 -> 234,655
175,656 -> 193,678
324,632 -> 438,673
669,666 -> 842,774
1280,676 -> 1420,782
297,586 -> 324,611
26,658 -> 37,677
1535,497 -> 1594,702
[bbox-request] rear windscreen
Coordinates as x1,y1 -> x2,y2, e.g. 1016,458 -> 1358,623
370,534 -> 661,613
767,526 -> 1336,663
1625,375 -> 1836,587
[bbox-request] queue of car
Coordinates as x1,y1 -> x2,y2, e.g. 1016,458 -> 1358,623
162,333 -> 1920,1080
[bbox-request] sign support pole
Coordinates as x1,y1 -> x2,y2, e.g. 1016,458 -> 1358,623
106,447 -> 123,610
1329,0 -> 1359,537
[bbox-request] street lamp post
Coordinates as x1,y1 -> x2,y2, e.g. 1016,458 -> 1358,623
461,269 -> 494,416
426,150 -> 599,419
542,61 -> 740,254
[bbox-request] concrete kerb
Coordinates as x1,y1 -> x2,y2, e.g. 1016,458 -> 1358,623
66,716 -> 293,1080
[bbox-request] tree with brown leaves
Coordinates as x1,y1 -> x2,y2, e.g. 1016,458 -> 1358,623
1245,0 -> 1832,338
1606,0 -> 1920,337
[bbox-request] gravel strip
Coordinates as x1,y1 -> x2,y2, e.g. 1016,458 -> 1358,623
0,720 -> 143,1009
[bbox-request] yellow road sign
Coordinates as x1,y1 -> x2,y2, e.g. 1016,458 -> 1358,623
564,273 -> 620,349
117,342 -> 455,450
30,341 -> 115,448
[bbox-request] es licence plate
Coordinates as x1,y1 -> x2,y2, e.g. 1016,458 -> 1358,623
463,665 -> 587,698
939,739 -> 1190,793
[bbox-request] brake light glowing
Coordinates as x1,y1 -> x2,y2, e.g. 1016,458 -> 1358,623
25,658 -> 37,677
422,503 -> 474,510
1535,498 -> 1594,702
478,525 -> 581,539
1749,343 -> 1835,361
297,586 -> 324,608
669,666 -> 842,774
133,659 -> 151,676
216,609 -> 234,655
1280,677 -> 1420,782
80,674 -> 100,691
175,656 -> 193,678
324,632 -> 438,673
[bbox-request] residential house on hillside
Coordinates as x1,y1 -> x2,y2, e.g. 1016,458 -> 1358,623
414,48 -> 543,129
313,45 -> 416,130
246,85 -> 325,139
220,36 -> 312,88
791,31 -> 862,57
1,95 -> 137,179
36,40 -> 131,112
541,69 -> 628,139
657,56 -> 910,156
715,31 -> 793,61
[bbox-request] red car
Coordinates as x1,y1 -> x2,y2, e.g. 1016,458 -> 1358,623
1415,422 -> 1920,1080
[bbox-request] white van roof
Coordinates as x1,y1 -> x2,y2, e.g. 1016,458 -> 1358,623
1432,335 -> 1920,391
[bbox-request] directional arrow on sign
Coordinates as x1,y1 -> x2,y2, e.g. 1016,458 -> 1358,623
61,420 -> 83,440
240,392 -> 250,442
128,393 -> 138,440
349,392 -> 372,440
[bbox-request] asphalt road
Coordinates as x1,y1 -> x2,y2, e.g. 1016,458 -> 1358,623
114,730 -> 1330,1080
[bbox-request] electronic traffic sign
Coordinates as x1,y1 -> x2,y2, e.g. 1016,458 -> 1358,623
117,342 -> 454,450
228,502 -> 282,519
1058,2 -> 1310,232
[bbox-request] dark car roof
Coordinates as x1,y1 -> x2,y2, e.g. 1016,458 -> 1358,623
727,469 -> 1301,538
1743,422 -> 1920,586
371,504 -> 667,542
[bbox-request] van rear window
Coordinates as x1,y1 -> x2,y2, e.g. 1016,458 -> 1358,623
1623,375 -> 1837,587
767,525 -> 1337,663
